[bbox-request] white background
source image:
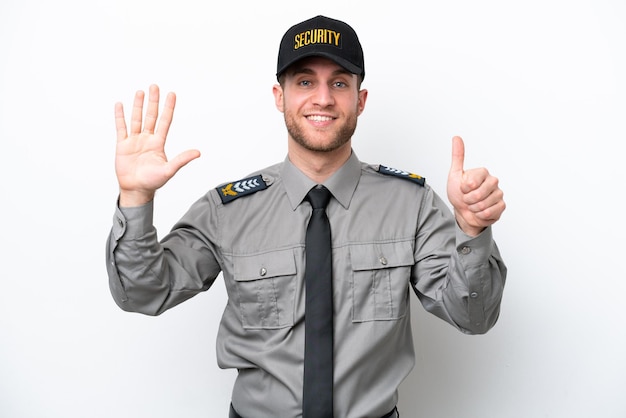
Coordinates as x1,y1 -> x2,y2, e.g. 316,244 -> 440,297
1,0 -> 624,417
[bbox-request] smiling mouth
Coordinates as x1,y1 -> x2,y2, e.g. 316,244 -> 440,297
306,115 -> 335,122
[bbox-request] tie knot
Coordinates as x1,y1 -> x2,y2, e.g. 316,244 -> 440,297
306,186 -> 331,209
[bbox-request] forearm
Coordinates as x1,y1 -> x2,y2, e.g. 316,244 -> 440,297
106,201 -> 169,315
413,188 -> 507,334
106,199 -> 220,315
443,227 -> 507,334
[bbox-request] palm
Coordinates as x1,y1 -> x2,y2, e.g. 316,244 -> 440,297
116,131 -> 172,193
114,85 -> 200,205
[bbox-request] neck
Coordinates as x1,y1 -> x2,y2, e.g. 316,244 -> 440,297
287,140 -> 352,183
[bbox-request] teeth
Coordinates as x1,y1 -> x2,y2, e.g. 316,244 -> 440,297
307,115 -> 333,122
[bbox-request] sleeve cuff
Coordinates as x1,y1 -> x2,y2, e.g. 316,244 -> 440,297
455,225 -> 494,266
112,199 -> 155,240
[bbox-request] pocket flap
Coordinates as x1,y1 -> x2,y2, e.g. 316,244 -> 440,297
234,249 -> 297,282
350,241 -> 414,271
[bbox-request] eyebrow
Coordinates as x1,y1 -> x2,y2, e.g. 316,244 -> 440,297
290,66 -> 353,78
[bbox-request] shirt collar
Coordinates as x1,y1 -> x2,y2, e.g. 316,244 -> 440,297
281,151 -> 362,211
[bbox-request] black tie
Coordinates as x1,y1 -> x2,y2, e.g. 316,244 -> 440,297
302,186 -> 334,418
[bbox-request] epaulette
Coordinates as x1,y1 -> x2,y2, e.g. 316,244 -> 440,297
378,165 -> 426,186
216,174 -> 269,204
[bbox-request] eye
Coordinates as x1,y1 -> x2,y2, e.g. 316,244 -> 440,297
299,80 -> 312,87
333,81 -> 347,88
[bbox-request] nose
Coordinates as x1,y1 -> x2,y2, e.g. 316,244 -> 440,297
311,83 -> 335,107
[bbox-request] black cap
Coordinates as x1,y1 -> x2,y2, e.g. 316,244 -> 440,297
276,15 -> 365,81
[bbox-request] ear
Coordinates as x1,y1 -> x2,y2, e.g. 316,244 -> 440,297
357,88 -> 368,116
273,84 -> 284,113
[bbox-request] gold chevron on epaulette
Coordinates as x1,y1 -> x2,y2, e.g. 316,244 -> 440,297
217,174 -> 269,204
378,165 -> 426,186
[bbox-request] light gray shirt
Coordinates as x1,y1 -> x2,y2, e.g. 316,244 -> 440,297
106,152 -> 507,418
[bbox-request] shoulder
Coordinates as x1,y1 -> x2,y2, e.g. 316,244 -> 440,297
362,163 -> 426,187
213,162 -> 282,204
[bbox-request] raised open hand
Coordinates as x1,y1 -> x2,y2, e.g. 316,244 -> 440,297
114,84 -> 200,207
446,136 -> 505,236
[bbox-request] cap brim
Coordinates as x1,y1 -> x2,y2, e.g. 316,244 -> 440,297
276,51 -> 363,79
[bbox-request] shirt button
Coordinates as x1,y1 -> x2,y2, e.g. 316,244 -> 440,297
259,268 -> 267,276
379,257 -> 388,266
117,218 -> 124,228
460,246 -> 471,255
470,292 -> 479,298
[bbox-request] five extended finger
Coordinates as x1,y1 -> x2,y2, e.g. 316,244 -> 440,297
114,102 -> 128,141
156,92 -> 176,139
165,149 -> 201,178
143,84 -> 160,134
130,90 -> 145,135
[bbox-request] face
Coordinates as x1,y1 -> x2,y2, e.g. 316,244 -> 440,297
273,57 -> 368,154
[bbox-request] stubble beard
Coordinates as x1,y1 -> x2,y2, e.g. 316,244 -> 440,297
284,108 -> 358,153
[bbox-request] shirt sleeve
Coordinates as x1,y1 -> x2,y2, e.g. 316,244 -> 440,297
411,186 -> 507,334
105,195 -> 222,316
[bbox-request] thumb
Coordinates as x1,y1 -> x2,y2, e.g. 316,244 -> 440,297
450,136 -> 465,174
167,149 -> 201,176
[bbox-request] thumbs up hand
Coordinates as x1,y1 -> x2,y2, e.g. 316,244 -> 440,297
446,136 -> 506,236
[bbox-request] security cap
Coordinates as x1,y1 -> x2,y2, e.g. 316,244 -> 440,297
276,15 -> 365,81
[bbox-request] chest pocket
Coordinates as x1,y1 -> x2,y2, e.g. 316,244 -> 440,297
233,249 -> 297,330
350,241 -> 414,322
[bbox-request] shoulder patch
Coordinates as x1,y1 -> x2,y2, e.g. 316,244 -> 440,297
216,174 -> 269,204
378,165 -> 426,186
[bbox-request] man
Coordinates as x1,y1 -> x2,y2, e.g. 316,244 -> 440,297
107,15 -> 506,418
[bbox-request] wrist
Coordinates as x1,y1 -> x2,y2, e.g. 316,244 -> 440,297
454,210 -> 485,237
119,189 -> 155,208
